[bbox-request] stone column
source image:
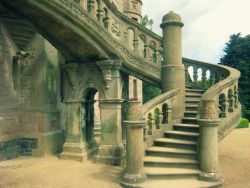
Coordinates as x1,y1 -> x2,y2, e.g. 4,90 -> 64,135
96,60 -> 124,164
198,100 -> 222,182
121,101 -> 146,187
60,100 -> 88,162
160,11 -> 185,121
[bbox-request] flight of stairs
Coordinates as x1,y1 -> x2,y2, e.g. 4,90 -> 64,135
142,88 -> 223,188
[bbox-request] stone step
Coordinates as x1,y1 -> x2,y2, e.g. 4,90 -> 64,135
144,156 -> 199,168
145,147 -> 197,159
185,100 -> 200,106
164,130 -> 199,141
140,179 -> 223,188
186,88 -> 205,93
174,123 -> 199,133
186,104 -> 199,111
184,111 -> 197,118
154,138 -> 197,150
144,167 -> 200,180
182,117 -> 197,124
185,93 -> 202,98
60,152 -> 85,162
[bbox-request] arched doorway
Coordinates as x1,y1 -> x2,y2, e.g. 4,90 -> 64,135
82,88 -> 101,153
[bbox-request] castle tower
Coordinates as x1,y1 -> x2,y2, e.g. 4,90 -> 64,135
123,0 -> 142,23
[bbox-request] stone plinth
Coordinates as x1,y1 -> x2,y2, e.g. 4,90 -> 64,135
60,100 -> 88,162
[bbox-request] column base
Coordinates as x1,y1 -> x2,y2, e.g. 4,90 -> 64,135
60,142 -> 88,162
96,144 -> 124,165
121,173 -> 146,188
199,171 -> 224,182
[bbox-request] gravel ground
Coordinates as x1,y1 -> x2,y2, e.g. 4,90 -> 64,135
0,128 -> 249,188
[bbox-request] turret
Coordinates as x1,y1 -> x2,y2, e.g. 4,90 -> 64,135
123,0 -> 142,23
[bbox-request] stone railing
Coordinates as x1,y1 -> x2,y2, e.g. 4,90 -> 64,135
183,58 -> 228,90
141,89 -> 180,146
57,0 -> 162,84
0,0 -> 161,85
192,59 -> 241,181
72,0 -> 162,64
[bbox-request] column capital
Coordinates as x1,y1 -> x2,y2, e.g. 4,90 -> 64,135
123,121 -> 146,129
160,11 -> 184,28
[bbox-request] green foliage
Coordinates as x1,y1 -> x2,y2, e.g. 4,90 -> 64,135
220,33 -> 250,119
143,82 -> 161,103
236,118 -> 249,128
141,15 -> 153,30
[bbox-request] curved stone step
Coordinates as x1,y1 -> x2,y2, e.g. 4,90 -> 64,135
140,179 -> 223,188
184,111 -> 197,118
185,93 -> 202,97
144,156 -> 199,168
144,167 -> 200,180
164,130 -> 199,141
174,123 -> 199,132
154,138 -> 197,150
186,104 -> 199,111
186,88 -> 205,93
146,146 -> 196,159
182,117 -> 198,124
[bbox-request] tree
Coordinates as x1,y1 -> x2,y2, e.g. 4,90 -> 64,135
143,82 -> 161,103
220,33 -> 250,119
141,15 -> 153,30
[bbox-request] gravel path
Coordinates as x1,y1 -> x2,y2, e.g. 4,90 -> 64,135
0,128 -> 249,188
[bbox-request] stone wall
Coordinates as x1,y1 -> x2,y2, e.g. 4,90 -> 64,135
0,18 -> 63,160
0,138 -> 38,160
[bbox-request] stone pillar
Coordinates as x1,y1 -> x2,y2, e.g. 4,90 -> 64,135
121,101 -> 146,187
96,60 -> 124,164
160,11 -> 185,121
198,100 -> 222,182
60,100 -> 88,162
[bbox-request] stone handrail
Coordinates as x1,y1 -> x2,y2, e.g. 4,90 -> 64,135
141,89 -> 180,143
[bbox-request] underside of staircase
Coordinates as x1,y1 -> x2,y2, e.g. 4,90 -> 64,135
141,88 -> 224,188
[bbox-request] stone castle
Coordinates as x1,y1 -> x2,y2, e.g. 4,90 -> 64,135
0,0 -> 241,187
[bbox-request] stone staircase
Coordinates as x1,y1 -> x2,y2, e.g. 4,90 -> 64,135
142,88 -> 223,187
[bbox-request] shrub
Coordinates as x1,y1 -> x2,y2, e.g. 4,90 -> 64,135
236,118 -> 249,128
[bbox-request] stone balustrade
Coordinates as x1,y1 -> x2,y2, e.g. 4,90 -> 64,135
141,89 -> 180,146
71,0 -> 162,64
57,0 -> 162,84
183,58 -> 228,89
193,59 -> 241,182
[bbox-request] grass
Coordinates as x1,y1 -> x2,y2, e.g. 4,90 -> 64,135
236,118 -> 249,128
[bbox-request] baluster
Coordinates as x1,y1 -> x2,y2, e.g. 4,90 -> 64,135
234,90 -> 239,108
185,66 -> 189,85
228,92 -> 235,112
133,30 -> 139,54
144,42 -> 151,62
211,72 -> 216,85
159,112 -> 163,129
103,8 -> 110,30
193,67 -> 198,84
201,69 -> 207,88
96,2 -> 104,22
219,98 -> 228,118
87,0 -> 95,16
147,113 -> 155,135
143,123 -> 149,141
